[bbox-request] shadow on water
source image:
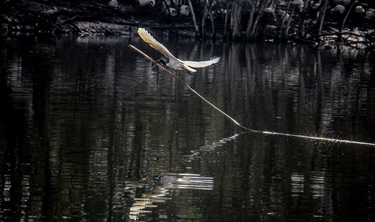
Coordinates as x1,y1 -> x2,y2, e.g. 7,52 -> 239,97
0,35 -> 374,221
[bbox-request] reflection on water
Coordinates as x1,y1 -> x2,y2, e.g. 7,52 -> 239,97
126,173 -> 213,220
0,35 -> 374,221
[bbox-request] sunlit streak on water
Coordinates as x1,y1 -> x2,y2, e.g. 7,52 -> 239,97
291,173 -> 304,196
125,173 -> 213,220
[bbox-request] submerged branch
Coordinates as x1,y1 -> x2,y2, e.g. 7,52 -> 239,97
262,131 -> 375,147
129,44 -> 375,147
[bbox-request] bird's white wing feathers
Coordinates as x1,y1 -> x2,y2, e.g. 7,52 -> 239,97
137,28 -> 177,60
138,28 -> 220,73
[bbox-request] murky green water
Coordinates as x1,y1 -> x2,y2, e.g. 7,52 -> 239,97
0,34 -> 374,221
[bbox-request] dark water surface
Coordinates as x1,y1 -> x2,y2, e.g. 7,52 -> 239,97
0,34 -> 375,221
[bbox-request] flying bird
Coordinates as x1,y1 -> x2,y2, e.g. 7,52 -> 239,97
137,28 -> 220,73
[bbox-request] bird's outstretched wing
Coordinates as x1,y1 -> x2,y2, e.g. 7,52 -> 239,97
137,28 -> 178,60
137,28 -> 220,73
183,57 -> 220,68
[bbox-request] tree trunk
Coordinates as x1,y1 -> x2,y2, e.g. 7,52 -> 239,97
298,0 -> 310,37
316,0 -> 328,35
247,0 -> 268,39
230,0 -> 242,39
188,0 -> 200,38
201,0 -> 209,37
245,0 -> 259,39
208,7 -> 216,38
223,2 -> 230,38
279,0 -> 292,39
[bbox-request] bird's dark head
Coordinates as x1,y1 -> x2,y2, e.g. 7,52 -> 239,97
156,58 -> 168,66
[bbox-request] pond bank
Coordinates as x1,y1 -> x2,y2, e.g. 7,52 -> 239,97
1,0 -> 374,51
